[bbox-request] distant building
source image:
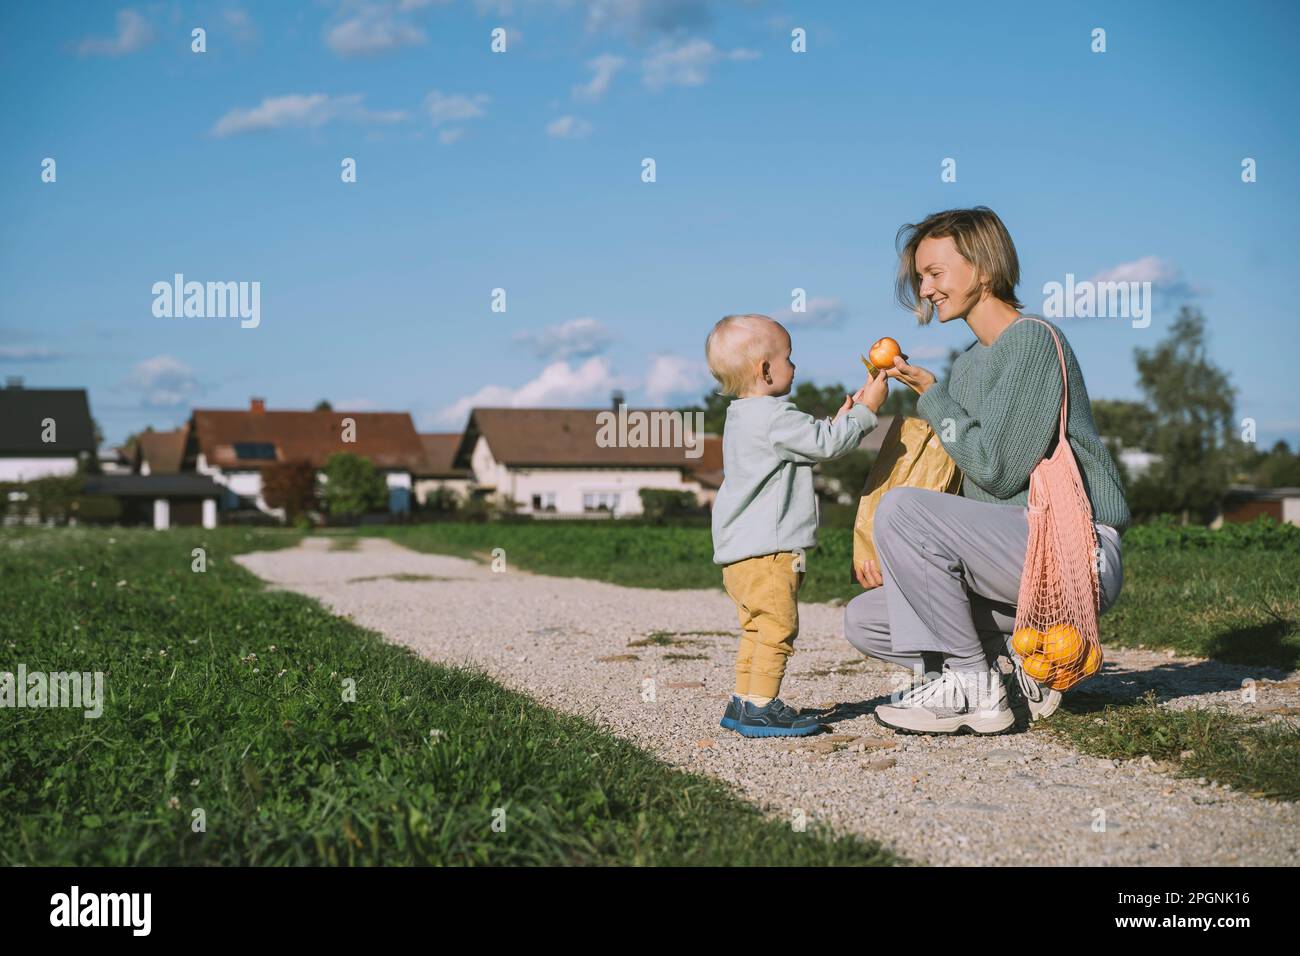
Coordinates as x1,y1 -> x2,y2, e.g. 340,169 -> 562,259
0,378 -> 97,482
1214,486 -> 1300,528
453,404 -> 719,517
186,398 -> 427,519
413,433 -> 474,507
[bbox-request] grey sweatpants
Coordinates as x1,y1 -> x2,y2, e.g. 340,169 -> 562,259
843,487 -> 1124,674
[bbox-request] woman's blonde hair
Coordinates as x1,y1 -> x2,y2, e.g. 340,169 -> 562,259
895,206 -> 1023,324
705,313 -> 782,397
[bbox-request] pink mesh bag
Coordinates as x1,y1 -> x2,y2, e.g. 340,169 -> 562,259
1010,317 -> 1103,692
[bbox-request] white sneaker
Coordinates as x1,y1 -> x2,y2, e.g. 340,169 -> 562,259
1011,661 -> 1061,721
874,667 -> 1015,736
1003,643 -> 1062,721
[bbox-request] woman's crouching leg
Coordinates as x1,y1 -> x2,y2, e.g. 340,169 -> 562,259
843,587 -> 943,683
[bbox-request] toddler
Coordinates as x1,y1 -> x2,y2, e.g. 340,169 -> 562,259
705,313 -> 887,737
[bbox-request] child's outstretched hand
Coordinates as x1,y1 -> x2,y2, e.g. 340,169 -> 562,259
854,367 -> 889,413
831,393 -> 854,423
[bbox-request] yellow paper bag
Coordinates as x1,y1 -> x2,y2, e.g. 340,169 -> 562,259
851,416 -> 963,578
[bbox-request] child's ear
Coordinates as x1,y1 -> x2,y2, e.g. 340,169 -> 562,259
761,360 -> 772,384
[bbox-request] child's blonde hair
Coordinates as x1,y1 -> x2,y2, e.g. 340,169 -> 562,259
704,313 -> 784,397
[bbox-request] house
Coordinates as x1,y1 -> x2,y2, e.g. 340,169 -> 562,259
185,398 -> 427,519
98,440 -> 134,475
0,378 -> 97,482
0,378 -> 226,529
80,473 -> 224,529
452,404 -> 719,517
126,426 -> 189,476
1213,486 -> 1300,528
413,433 -> 474,507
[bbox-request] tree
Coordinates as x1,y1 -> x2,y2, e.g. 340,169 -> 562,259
1244,439 -> 1300,488
1092,399 -> 1158,449
1130,306 -> 1238,523
261,460 -> 319,521
320,453 -> 389,520
789,381 -> 852,419
313,400 -> 333,412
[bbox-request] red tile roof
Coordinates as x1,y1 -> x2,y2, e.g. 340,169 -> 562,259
416,433 -> 472,479
190,404 -> 425,471
132,426 -> 188,474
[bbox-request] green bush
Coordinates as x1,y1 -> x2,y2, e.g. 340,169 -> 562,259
1125,514 -> 1300,551
639,489 -> 700,523
321,453 -> 389,520
70,496 -> 122,524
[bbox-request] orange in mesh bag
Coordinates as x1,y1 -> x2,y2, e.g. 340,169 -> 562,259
1011,317 -> 1104,692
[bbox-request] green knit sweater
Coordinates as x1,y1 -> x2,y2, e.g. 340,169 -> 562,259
915,314 -> 1131,532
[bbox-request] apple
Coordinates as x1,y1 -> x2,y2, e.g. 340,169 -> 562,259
861,337 -> 908,375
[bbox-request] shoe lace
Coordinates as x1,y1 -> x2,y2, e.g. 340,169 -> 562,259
897,672 -> 955,708
1014,661 -> 1045,703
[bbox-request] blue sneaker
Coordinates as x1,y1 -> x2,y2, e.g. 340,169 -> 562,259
720,695 -> 742,731
730,697 -> 823,738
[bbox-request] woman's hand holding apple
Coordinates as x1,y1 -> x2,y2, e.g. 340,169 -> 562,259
885,355 -> 937,396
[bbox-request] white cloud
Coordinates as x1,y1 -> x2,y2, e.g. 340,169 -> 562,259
438,357 -> 617,422
513,318 -> 612,360
76,9 -> 155,57
573,53 -> 625,101
439,128 -> 466,144
643,353 -> 709,405
326,2 -> 429,57
642,37 -> 758,90
1089,256 -> 1202,302
210,93 -> 407,137
777,297 -> 848,329
546,115 -> 593,139
125,356 -> 202,409
1091,256 -> 1179,285
425,90 -> 490,127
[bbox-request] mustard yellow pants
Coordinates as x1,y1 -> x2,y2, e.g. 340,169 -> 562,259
722,551 -> 804,699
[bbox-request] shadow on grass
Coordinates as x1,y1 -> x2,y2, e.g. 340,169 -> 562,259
1203,618 -> 1299,671
1059,656 -> 1292,715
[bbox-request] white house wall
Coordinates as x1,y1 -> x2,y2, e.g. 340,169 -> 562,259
507,467 -> 698,516
470,436 -> 507,490
413,478 -> 473,505
1283,497 -> 1300,526
0,457 -> 79,482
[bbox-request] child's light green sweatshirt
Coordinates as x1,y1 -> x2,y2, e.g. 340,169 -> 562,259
711,396 -> 877,565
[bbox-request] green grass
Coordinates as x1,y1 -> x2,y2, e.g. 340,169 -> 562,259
0,526 -> 896,866
1041,691 -> 1300,801
376,517 -> 1300,670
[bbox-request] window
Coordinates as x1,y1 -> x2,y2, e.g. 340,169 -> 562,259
531,492 -> 557,512
582,492 -> 620,513
233,442 -> 277,461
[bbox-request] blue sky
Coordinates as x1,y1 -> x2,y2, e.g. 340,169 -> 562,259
3,0 -> 1298,450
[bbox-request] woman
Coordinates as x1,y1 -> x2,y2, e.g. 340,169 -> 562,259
843,207 -> 1128,735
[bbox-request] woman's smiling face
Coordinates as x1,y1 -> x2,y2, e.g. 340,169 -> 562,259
915,235 -> 982,322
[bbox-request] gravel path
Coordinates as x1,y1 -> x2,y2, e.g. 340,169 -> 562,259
235,536 -> 1300,866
